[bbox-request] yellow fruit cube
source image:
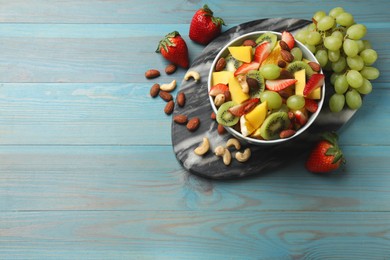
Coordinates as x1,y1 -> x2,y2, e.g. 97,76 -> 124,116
212,71 -> 234,85
306,87 -> 321,99
245,101 -> 268,130
228,76 -> 250,104
294,69 -> 306,96
240,116 -> 256,137
228,46 -> 253,63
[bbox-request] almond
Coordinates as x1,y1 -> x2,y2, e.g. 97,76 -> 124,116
164,100 -> 174,115
186,117 -> 200,132
217,124 -> 226,135
150,83 -> 160,97
173,114 -> 188,124
145,69 -> 160,79
277,60 -> 287,68
308,61 -> 321,72
242,39 -> 257,47
246,78 -> 258,90
165,64 -> 177,75
223,90 -> 232,102
279,129 -> 296,139
281,50 -> 294,63
279,40 -> 290,51
210,112 -> 216,120
215,57 -> 226,72
176,92 -> 186,107
159,90 -> 173,102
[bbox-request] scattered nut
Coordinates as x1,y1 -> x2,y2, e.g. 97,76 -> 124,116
150,83 -> 160,97
159,91 -> 173,102
242,39 -> 257,47
194,137 -> 210,156
215,57 -> 227,72
160,79 -> 177,92
210,112 -> 216,120
281,49 -> 294,63
223,149 -> 232,166
186,117 -> 200,132
184,70 -> 200,82
164,100 -> 174,115
308,61 -> 321,72
165,64 -> 177,74
277,60 -> 287,68
223,90 -> 232,102
237,75 -> 249,94
235,148 -> 251,162
214,146 -> 225,156
279,129 -> 297,139
145,69 -> 160,79
226,138 -> 241,150
176,92 -> 186,107
214,93 -> 225,107
246,78 -> 258,90
279,40 -> 290,51
217,124 -> 226,135
173,114 -> 188,124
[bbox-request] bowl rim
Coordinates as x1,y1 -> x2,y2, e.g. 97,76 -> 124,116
208,30 -> 325,145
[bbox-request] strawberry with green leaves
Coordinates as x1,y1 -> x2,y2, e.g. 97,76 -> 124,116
305,132 -> 345,173
189,4 -> 226,45
156,31 -> 189,68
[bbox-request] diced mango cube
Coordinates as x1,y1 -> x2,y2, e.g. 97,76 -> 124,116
212,71 -> 234,85
228,46 -> 253,63
228,76 -> 250,104
294,69 -> 306,96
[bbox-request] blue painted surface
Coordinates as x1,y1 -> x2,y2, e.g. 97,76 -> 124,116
0,1 -> 389,259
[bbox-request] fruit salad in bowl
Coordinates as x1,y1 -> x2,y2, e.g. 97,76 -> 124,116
208,31 -> 325,145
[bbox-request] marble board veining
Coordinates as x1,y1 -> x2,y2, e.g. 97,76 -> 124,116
172,18 -> 356,179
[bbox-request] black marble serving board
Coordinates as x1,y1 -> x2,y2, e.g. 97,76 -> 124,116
172,18 -> 356,179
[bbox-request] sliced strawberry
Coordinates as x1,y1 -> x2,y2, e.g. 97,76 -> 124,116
265,79 -> 297,91
209,83 -> 228,96
281,31 -> 295,50
293,108 -> 308,127
305,98 -> 319,113
228,98 -> 260,116
303,74 -> 325,97
234,61 -> 260,76
254,41 -> 272,64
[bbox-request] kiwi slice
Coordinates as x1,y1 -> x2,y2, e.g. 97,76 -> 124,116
255,32 -> 277,50
246,70 -> 265,98
259,112 -> 290,140
225,54 -> 242,72
216,101 -> 240,127
286,61 -> 315,77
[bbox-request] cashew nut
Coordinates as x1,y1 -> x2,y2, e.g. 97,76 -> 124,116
214,145 -> 225,156
184,70 -> 200,82
160,79 -> 177,92
214,93 -> 225,107
226,138 -> 241,150
235,148 -> 251,162
194,137 -> 210,156
237,75 -> 249,94
223,149 -> 232,166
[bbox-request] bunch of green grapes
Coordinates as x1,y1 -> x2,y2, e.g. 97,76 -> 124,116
295,7 -> 380,112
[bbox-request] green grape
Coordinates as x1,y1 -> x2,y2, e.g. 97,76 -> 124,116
336,12 -> 355,27
329,93 -> 345,112
329,7 -> 345,18
317,16 -> 335,31
306,31 -> 322,45
324,36 -> 342,51
343,39 -> 359,57
331,56 -> 346,73
357,78 -> 373,95
260,64 -> 280,80
346,70 -> 364,88
295,29 -> 309,44
331,30 -> 344,41
260,91 -> 282,110
286,95 -> 305,110
334,74 -> 349,94
345,89 -> 362,110
347,56 -> 364,71
360,66 -> 380,80
328,49 -> 340,62
355,40 -> 365,53
313,10 -> 327,22
291,47 -> 303,61
315,49 -> 328,67
305,44 -> 316,54
360,49 -> 378,65
330,72 -> 342,85
346,24 -> 367,40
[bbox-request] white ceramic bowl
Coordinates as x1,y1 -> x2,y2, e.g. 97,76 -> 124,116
208,31 -> 325,145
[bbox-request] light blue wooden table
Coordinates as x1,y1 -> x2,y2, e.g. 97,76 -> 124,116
1,1 -> 389,259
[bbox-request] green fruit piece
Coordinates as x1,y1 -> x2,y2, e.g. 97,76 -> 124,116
225,54 -> 242,72
259,112 -> 290,140
216,101 -> 240,127
286,61 -> 314,78
255,32 -> 277,50
246,70 -> 265,98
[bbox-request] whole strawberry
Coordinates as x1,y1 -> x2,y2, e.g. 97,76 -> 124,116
156,31 -> 189,68
189,4 -> 226,45
305,132 -> 345,173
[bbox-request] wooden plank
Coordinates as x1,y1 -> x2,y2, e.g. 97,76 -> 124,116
1,145 -> 389,212
0,83 -> 388,145
0,0 -> 389,23
1,211 -> 390,259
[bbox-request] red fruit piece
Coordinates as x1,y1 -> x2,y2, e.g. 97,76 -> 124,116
293,108 -> 308,126
265,79 -> 297,91
209,83 -> 229,96
254,41 -> 272,64
228,98 -> 260,117
234,61 -> 260,76
303,74 -> 325,97
305,132 -> 345,173
279,129 -> 297,139
305,98 -> 319,113
189,4 -> 226,45
156,31 -> 190,68
281,31 -> 295,50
